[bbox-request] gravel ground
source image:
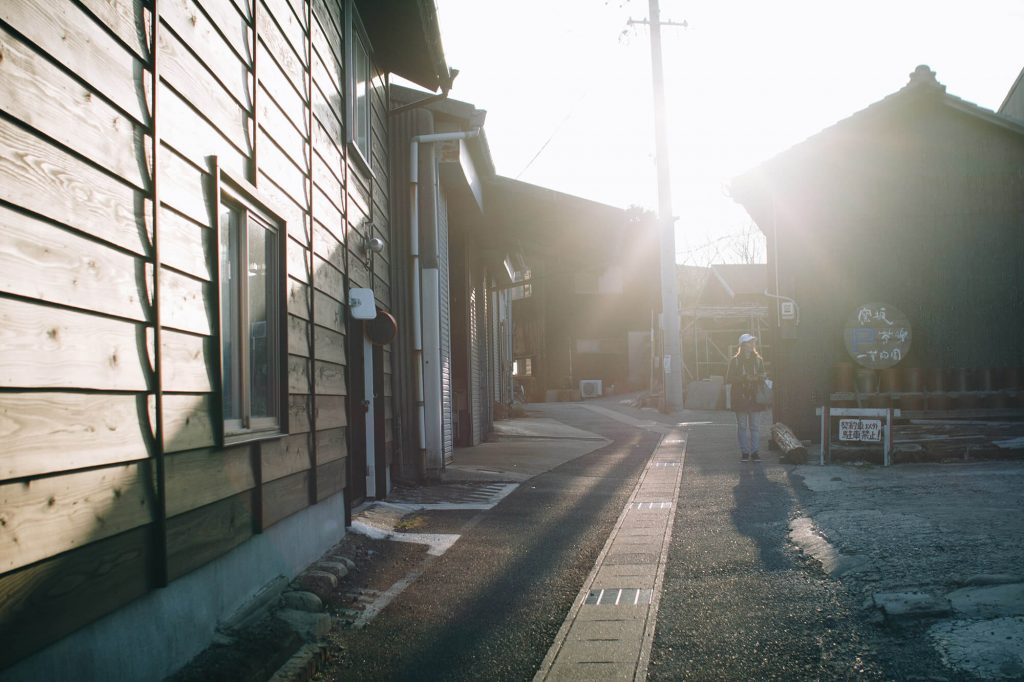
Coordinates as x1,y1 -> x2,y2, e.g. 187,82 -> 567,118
793,459 -> 1024,680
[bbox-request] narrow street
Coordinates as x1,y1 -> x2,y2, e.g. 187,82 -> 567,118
303,398 -> 1024,681
319,404 -> 662,680
303,400 -> 875,681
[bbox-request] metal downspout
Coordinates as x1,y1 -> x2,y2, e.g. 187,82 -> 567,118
409,129 -> 480,477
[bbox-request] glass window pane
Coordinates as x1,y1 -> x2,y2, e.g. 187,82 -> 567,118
220,207 -> 241,422
248,220 -> 276,420
355,33 -> 370,155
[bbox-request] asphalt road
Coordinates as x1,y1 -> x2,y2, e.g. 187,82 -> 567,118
323,404 -> 660,681
647,419 -> 894,680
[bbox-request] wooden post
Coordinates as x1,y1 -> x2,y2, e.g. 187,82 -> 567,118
149,0 -> 169,588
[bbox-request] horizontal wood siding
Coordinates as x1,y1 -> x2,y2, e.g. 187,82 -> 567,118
0,0 -> 374,665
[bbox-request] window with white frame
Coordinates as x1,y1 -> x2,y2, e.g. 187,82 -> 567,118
346,0 -> 372,167
218,174 -> 286,441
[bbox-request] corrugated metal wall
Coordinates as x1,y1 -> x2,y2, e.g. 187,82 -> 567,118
439,192 -> 454,462
470,276 -> 482,444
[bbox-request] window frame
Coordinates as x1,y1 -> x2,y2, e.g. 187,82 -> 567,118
345,0 -> 373,173
215,167 -> 289,445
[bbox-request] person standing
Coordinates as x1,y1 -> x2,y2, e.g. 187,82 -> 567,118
725,333 -> 768,462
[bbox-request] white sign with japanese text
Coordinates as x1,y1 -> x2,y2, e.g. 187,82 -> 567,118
838,418 -> 882,442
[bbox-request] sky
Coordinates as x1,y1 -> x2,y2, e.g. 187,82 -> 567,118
428,0 -> 1024,265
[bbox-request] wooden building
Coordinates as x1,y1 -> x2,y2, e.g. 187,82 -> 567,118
681,263 -> 770,383
388,87 -> 519,481
504,190 -> 660,401
0,0 -> 452,677
731,66 -> 1024,439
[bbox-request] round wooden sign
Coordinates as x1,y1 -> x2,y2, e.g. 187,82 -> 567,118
843,302 -> 912,369
365,308 -> 397,345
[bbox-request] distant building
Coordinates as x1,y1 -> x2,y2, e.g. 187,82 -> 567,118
501,191 -> 660,401
681,264 -> 770,383
732,66 -> 1024,438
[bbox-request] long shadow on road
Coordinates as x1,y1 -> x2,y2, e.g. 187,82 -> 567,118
329,416 -> 661,681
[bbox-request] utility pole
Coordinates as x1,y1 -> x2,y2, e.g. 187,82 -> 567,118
630,1 -> 685,412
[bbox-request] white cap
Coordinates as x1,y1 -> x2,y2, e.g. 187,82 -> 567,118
738,333 -> 756,344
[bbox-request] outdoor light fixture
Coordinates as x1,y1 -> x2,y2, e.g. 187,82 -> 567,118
361,234 -> 385,255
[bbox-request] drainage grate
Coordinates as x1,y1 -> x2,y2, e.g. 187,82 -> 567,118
632,501 -> 672,510
584,588 -> 654,606
652,461 -> 681,467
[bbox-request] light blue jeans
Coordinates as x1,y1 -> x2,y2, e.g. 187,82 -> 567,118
735,411 -> 761,455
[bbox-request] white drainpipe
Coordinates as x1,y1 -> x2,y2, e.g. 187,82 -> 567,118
410,129 -> 480,475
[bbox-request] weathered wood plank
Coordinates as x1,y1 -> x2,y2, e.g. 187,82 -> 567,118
313,325 -> 345,365
158,23 -> 251,151
160,268 -> 213,336
165,444 -> 255,517
312,154 -> 344,219
310,69 -> 342,154
257,0 -> 306,93
313,220 -> 344,274
314,426 -> 345,465
287,279 -> 310,320
0,393 -> 149,481
347,247 -> 371,288
162,0 -> 251,89
316,457 -> 345,501
77,0 -> 147,58
315,360 -> 345,396
0,25 -> 147,189
312,254 -> 343,300
260,432 -> 310,482
0,117 -> 148,257
311,0 -> 342,66
287,236 -> 311,284
166,490 -> 253,580
312,192 -> 344,252
162,329 -> 214,393
159,144 -> 214,229
160,393 -> 215,453
256,49 -> 306,135
289,393 -> 311,434
160,208 -> 212,282
261,468 -> 310,528
0,461 -> 153,573
257,129 -> 307,213
312,288 -> 344,333
312,114 -> 344,183
258,86 -> 306,172
192,0 -> 252,54
0,296 -> 150,391
0,206 -> 148,322
310,29 -> 341,101
0,526 -> 151,670
0,0 -> 147,124
288,315 -> 310,358
315,394 -> 346,430
256,170 -> 306,246
158,81 -> 249,181
288,354 -> 310,394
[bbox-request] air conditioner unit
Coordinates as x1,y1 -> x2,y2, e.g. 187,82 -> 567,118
579,380 -> 603,399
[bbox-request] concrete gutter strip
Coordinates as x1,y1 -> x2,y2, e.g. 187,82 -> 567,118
534,427 -> 687,681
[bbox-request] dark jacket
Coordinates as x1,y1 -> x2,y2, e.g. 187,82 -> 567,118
726,352 -> 767,412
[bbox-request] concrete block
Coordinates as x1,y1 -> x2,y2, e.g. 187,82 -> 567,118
964,574 -> 1024,587
873,591 -> 951,620
275,609 -> 333,641
279,591 -> 323,613
315,561 -> 350,580
948,583 -> 1024,618
327,556 -> 356,571
293,570 -> 337,598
